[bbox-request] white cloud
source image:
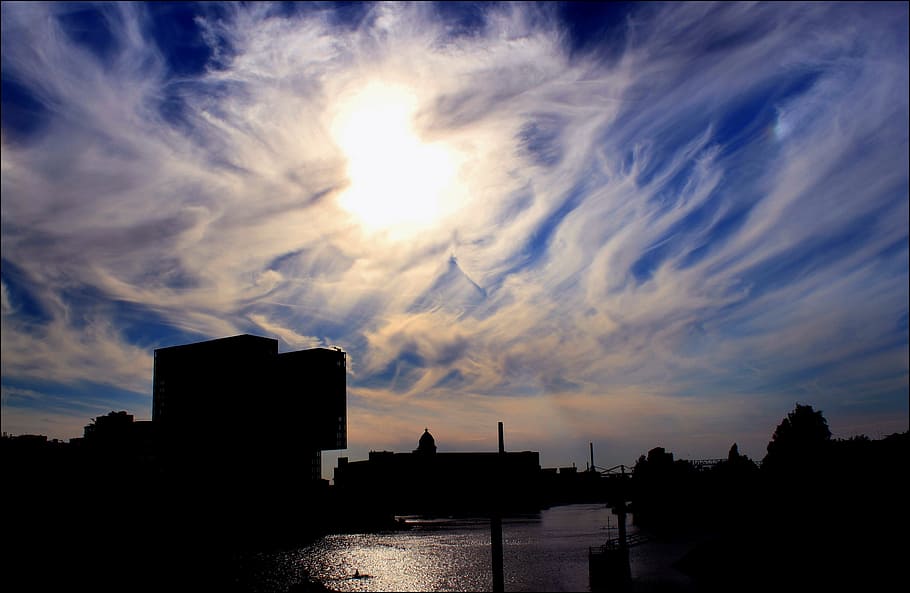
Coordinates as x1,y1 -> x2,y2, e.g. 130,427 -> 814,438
1,2 -> 906,462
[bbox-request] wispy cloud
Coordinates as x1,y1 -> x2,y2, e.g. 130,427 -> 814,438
2,2 -> 907,465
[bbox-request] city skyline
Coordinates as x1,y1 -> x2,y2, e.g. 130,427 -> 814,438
2,2 -> 908,477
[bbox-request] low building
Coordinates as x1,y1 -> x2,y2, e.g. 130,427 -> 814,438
334,428 -> 542,514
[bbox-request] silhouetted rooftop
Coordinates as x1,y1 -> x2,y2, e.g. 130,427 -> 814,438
154,333 -> 277,353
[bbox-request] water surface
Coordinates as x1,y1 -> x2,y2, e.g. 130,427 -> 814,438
240,504 -> 693,592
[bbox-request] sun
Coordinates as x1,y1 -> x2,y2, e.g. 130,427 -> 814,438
330,82 -> 461,236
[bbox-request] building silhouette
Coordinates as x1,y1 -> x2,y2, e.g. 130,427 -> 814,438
416,427 -> 437,454
152,334 -> 346,487
78,410 -> 156,467
334,428 -> 541,514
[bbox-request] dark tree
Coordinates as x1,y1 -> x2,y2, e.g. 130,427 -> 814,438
630,447 -> 699,530
717,442 -> 758,474
762,403 -> 831,471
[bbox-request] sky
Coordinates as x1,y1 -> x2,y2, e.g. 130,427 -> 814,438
2,1 -> 908,478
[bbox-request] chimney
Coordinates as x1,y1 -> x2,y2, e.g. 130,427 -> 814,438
498,421 -> 505,454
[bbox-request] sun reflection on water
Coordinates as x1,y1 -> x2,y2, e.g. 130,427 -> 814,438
297,528 -> 492,592
241,505 -> 641,592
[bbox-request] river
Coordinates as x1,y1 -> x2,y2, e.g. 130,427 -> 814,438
235,504 -> 696,592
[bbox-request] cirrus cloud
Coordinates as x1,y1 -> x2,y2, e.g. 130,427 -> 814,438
2,2 -> 907,471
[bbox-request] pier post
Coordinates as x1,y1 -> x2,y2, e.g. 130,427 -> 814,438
591,467 -> 632,592
491,421 -> 505,592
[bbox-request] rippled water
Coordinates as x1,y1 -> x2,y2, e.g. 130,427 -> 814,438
239,504 -> 653,592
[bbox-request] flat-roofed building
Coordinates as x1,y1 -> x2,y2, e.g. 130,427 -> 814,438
334,428 -> 542,514
152,334 -> 345,486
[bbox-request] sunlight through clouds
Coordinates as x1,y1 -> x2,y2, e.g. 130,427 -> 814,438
331,81 -> 464,236
1,2 -> 906,468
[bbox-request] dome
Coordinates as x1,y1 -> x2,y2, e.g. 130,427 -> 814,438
416,428 -> 437,455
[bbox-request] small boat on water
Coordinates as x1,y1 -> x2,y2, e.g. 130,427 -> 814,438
325,570 -> 374,583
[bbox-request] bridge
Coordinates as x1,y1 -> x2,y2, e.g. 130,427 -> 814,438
690,458 -> 725,470
591,463 -> 632,476
590,457 -> 756,475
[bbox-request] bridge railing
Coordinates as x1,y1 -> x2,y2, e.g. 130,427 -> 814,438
592,457 -> 762,476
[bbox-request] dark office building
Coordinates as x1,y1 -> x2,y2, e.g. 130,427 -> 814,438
152,334 -> 346,487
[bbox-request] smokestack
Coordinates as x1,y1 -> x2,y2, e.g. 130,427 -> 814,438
498,421 -> 505,454
590,442 -> 594,471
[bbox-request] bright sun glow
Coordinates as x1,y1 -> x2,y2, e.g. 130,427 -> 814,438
331,83 -> 461,236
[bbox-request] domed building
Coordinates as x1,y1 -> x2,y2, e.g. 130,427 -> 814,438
415,428 -> 437,455
334,425 -> 541,514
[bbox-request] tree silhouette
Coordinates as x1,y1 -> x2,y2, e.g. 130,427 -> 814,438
763,403 -> 831,473
720,442 -> 757,473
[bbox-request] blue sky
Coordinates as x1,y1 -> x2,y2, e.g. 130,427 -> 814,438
2,2 -> 907,476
